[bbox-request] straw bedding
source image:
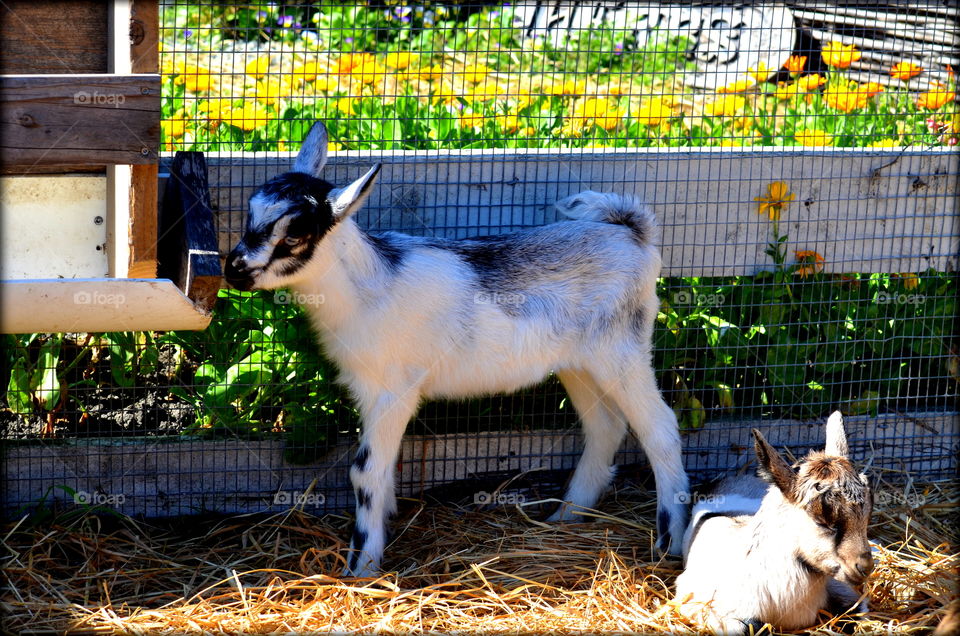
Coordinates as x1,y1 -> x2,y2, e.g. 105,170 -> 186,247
1,475 -> 955,634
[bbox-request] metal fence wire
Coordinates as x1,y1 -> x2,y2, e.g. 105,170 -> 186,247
2,1 -> 958,519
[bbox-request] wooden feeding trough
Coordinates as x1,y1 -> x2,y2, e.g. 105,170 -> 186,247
0,0 -> 218,333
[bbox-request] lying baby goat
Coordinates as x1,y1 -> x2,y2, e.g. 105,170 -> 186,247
225,121 -> 689,577
674,412 -> 874,634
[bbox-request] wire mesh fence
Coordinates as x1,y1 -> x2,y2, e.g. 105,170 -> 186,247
2,1 -> 958,519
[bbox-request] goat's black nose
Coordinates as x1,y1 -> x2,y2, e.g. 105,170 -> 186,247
856,556 -> 874,578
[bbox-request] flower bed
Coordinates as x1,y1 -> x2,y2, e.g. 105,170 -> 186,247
159,3 -> 958,151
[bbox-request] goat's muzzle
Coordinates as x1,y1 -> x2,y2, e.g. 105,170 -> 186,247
224,250 -> 257,291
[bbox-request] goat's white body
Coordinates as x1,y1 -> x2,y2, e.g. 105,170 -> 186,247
285,193 -> 688,575
676,475 -> 864,634
225,128 -> 688,578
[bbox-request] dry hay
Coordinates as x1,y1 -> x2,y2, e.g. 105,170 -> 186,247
1,474 -> 956,635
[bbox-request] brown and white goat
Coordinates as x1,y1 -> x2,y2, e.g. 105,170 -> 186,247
674,412 -> 874,634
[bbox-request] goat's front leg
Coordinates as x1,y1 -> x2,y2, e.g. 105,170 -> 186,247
344,383 -> 421,577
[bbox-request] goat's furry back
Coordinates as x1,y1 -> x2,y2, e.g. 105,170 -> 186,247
555,191 -> 658,247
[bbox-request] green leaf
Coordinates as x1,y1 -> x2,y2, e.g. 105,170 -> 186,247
32,336 -> 62,411
6,357 -> 33,415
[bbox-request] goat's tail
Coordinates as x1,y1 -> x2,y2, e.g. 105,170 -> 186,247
554,191 -> 657,246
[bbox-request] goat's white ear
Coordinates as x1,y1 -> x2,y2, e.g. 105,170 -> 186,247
328,164 -> 381,220
824,411 -> 848,458
293,121 -> 329,176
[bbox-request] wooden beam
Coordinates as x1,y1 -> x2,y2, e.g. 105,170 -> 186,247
130,0 -> 159,75
170,148 -> 960,277
158,152 -> 222,313
1,411 -> 952,517
128,164 -> 158,277
0,74 -> 160,167
0,1 -> 109,74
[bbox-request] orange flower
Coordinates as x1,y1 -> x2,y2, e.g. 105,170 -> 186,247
822,41 -> 861,69
823,82 -> 881,112
784,55 -> 807,75
754,181 -> 795,221
897,273 -> 920,290
717,77 -> 756,93
795,250 -> 825,278
917,82 -> 956,110
890,61 -> 922,81
858,82 -> 884,98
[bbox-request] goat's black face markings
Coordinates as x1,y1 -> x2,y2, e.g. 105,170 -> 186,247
353,445 -> 370,472
796,553 -> 826,577
357,488 -> 372,509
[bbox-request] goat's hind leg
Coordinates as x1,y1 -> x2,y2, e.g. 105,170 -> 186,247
548,369 -> 627,522
345,385 -> 420,577
588,355 -> 689,555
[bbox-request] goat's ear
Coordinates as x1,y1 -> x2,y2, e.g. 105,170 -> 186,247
752,428 -> 796,497
824,411 -> 848,458
293,121 -> 329,176
328,164 -> 381,220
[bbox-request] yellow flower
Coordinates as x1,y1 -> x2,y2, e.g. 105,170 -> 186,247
568,97 -> 624,130
521,126 -> 537,137
793,128 -> 833,146
469,80 -> 508,101
632,97 -> 674,126
245,54 -> 271,79
747,61 -> 772,83
494,114 -> 520,132
821,41 -> 861,69
797,74 -> 826,92
198,98 -> 234,121
773,82 -> 801,101
293,61 -> 323,84
604,81 -> 633,96
417,63 -> 445,82
717,76 -> 755,93
277,139 -> 288,152
795,250 -> 825,278
255,77 -> 294,107
898,272 -> 920,290
459,112 -> 487,129
350,56 -> 386,86
543,78 -> 586,96
754,181 -> 795,221
784,55 -> 806,75
224,103 -> 270,131
335,96 -> 362,115
385,51 -> 416,69
161,115 -> 187,139
868,139 -> 897,148
174,64 -> 214,93
823,84 -> 870,113
461,63 -> 490,84
917,82 -> 955,110
858,82 -> 884,97
704,95 -> 746,117
890,61 -> 922,81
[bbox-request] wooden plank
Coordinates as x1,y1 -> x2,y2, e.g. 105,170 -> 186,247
0,74 -> 160,167
0,278 -> 212,333
171,148 -> 959,277
128,164 -> 158,278
2,412 -> 953,518
130,0 -> 159,74
158,152 -> 222,312
0,1 -> 109,74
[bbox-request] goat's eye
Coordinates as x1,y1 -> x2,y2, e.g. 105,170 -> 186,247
284,236 -> 303,246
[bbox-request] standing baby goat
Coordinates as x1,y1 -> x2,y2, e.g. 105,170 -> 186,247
225,121 -> 689,577
674,412 -> 874,634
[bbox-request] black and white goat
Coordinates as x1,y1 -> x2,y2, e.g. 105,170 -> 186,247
674,412 -> 874,634
225,121 -> 689,577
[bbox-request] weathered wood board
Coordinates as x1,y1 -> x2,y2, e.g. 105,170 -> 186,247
0,74 -> 160,167
0,1 -> 109,74
3,412 -> 954,518
165,148 -> 959,277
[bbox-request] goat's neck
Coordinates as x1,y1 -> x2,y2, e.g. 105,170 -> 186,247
289,218 -> 382,332
746,493 -> 828,589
